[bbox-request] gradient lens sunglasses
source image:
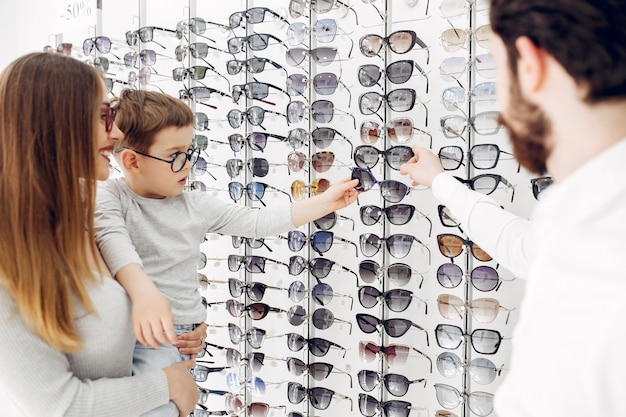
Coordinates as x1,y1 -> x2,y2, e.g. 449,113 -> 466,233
231,81 -> 290,104
286,72 -> 351,101
358,60 -> 429,93
436,351 -> 504,385
287,382 -> 353,411
286,333 -> 347,357
224,394 -> 286,417
83,36 -> 119,57
286,357 -> 352,386
286,305 -> 353,333
228,181 -> 291,206
175,17 -> 227,42
126,26 -> 177,48
225,157 -> 286,178
225,348 -> 280,373
359,232 -> 431,263
285,46 -> 339,66
435,323 -> 505,355
287,151 -> 349,174
436,293 -> 514,324
227,254 -> 288,273
360,30 -> 430,64
290,178 -> 330,200
288,0 -> 358,21
226,57 -> 286,76
190,364 -> 228,382
440,111 -> 501,138
438,144 -> 518,171
358,394 -> 426,417
441,82 -> 496,111
357,371 -> 426,397
227,106 -> 287,129
231,235 -> 272,252
228,7 -> 289,29
360,118 -> 432,147
358,259 -> 424,288
437,263 -> 514,292
437,233 -> 492,262
220,300 -> 287,320
356,313 -> 430,345
434,383 -> 494,417
358,89 -> 428,127
437,204 -> 457,229
353,144 -> 414,171
358,340 -> 432,371
440,24 -> 492,52
288,256 -> 358,282
357,286 -> 427,314
286,100 -> 356,128
359,204 -> 432,232
228,278 -> 285,302
312,211 -> 355,231
453,174 -> 515,202
351,168 -> 412,203
227,132 -> 287,153
439,54 -> 495,81
227,33 -> 285,54
287,280 -> 353,306
286,230 -> 358,257
530,176 -> 553,199
226,323 -> 270,348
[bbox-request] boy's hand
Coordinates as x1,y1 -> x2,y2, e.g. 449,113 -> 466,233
132,287 -> 177,348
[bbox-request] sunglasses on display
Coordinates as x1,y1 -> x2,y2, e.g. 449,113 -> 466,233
358,394 -> 426,417
438,144 -> 518,171
227,132 -> 287,153
104,77 -> 129,93
360,204 -> 432,234
437,233 -> 492,262
191,405 -> 231,417
356,313 -> 430,345
359,89 -> 429,127
191,157 -> 219,179
224,394 -> 286,417
359,232 -> 431,262
312,211 -> 355,231
286,305 -> 353,333
231,81 -> 290,105
358,340 -> 432,372
435,323 -> 505,355
288,255 -> 358,282
175,17 -> 230,42
358,259 -> 424,288
439,54 -> 496,82
181,86 -> 232,103
437,263 -> 513,292
288,281 -> 354,309
530,176 -> 554,199
437,205 -> 462,233
190,364 -> 228,383
223,322 -> 272,348
225,157 -> 287,178
288,382 -> 353,411
227,33 -> 285,55
353,145 -> 414,171
287,100 -> 356,128
357,286 -> 426,314
216,299 -> 287,320
287,19 -> 354,58
437,293 -> 514,324
175,43 -> 230,62
287,127 -> 354,153
453,174 -> 516,202
441,82 -> 496,111
439,0 -> 490,19
440,24 -> 492,53
227,106 -> 287,129
290,178 -> 330,200
357,371 -> 427,397
351,168 -> 414,203
288,0 -> 359,24
227,254 -> 289,273
223,348 -> 280,373
229,7 -> 289,29
286,72 -> 352,104
358,60 -> 429,93
226,373 -> 284,396
226,57 -> 287,76
55,42 -> 76,56
285,230 -> 358,257
360,119 -> 432,147
83,36 -> 120,59
436,351 -> 504,385
227,278 -> 285,301
286,333 -> 347,357
172,66 -> 230,90
285,46 -> 340,67
434,383 -> 494,417
287,150 -> 350,174
286,357 -> 352,386
440,111 -> 501,138
100,107 -> 117,133
360,30 -> 429,63
126,26 -> 177,49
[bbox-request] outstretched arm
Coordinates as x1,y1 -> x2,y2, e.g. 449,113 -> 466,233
290,177 -> 360,227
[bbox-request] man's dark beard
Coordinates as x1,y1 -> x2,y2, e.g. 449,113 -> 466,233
498,77 -> 552,175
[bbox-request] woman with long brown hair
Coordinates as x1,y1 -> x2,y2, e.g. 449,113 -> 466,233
0,52 -> 200,416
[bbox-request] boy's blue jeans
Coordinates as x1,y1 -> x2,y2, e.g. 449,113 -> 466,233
133,323 -> 196,417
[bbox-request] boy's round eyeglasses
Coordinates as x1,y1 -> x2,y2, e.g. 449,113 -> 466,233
115,147 -> 200,172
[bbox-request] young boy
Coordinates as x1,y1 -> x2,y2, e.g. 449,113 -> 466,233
94,89 -> 358,417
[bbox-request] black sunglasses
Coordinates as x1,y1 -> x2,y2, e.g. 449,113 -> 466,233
530,176 -> 553,199
358,60 -> 429,93
287,382 -> 353,411
231,81 -> 290,104
286,230 -> 358,257
359,88 -> 428,126
312,211 -> 354,231
357,286 -> 427,314
227,278 -> 285,301
454,174 -> 516,202
359,30 -> 429,63
286,357 -> 352,387
227,33 -> 285,54
435,323 -> 504,355
360,204 -> 432,235
358,393 -> 424,417
227,254 -> 288,273
286,333 -> 346,357
351,167 -> 413,203
353,144 -> 414,171
228,181 -> 291,206
359,232 -> 431,263
226,57 -> 286,76
357,371 -> 427,397
288,255 -> 358,283
356,313 -> 430,345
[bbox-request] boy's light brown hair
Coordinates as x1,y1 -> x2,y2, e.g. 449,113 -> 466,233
115,89 -> 194,153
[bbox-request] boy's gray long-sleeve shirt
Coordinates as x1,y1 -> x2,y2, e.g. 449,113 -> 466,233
94,178 -> 296,325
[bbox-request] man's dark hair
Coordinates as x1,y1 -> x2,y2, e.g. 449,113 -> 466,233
490,0 -> 626,102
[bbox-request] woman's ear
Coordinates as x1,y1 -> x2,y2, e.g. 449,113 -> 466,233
515,36 -> 547,96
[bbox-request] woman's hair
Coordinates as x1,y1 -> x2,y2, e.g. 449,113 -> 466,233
115,89 -> 194,153
490,0 -> 626,103
0,52 -> 104,352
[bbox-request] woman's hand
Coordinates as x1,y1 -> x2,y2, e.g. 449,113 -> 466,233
176,322 -> 207,359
